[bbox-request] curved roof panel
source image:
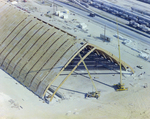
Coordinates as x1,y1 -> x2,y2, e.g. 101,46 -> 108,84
0,1 -> 134,99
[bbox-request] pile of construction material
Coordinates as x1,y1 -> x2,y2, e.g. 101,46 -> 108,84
8,0 -> 18,4
139,52 -> 150,61
122,39 -> 132,45
114,34 -> 124,40
55,9 -> 69,19
78,23 -> 87,29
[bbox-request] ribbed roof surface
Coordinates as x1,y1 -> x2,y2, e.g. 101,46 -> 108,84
0,1 -> 134,98
0,1 -> 87,97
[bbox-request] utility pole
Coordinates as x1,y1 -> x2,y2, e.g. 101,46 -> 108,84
53,0 -> 55,15
104,25 -> 106,41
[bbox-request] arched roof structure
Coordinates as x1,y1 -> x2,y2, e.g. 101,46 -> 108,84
0,1 -> 134,101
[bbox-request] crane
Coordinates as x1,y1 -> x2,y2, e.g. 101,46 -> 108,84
114,18 -> 128,91
78,53 -> 100,99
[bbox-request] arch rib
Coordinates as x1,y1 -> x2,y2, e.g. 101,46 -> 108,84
42,43 -> 88,97
49,47 -> 96,102
88,43 -> 134,73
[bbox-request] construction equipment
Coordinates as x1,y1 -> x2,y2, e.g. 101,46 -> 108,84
85,91 -> 100,99
137,65 -> 143,69
78,53 -> 100,99
115,83 -> 128,91
114,18 -> 128,91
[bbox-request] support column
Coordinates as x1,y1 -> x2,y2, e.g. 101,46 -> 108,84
49,47 -> 95,102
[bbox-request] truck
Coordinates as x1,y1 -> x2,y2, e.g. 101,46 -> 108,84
89,12 -> 95,17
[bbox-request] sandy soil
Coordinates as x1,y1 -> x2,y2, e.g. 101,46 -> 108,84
1,0 -> 150,119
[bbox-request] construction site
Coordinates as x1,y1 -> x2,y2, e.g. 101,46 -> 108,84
0,0 -> 150,119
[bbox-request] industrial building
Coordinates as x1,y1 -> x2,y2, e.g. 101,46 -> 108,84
0,1 -> 134,102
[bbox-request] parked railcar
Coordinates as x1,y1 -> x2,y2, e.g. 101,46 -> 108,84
87,0 -> 150,33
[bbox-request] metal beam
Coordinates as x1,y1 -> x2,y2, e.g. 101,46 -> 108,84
88,43 -> 134,73
42,43 -> 88,97
49,47 -> 95,102
78,53 -> 98,92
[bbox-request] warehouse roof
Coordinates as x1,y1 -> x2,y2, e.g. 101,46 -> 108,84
0,1 -> 134,101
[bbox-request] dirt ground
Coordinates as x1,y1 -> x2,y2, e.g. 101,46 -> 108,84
1,0 -> 150,119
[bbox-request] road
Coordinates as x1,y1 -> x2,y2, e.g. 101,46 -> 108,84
49,0 -> 150,45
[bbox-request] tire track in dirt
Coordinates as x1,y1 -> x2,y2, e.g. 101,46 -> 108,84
99,85 -> 150,119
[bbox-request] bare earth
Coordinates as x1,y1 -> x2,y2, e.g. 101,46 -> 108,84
0,0 -> 150,119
